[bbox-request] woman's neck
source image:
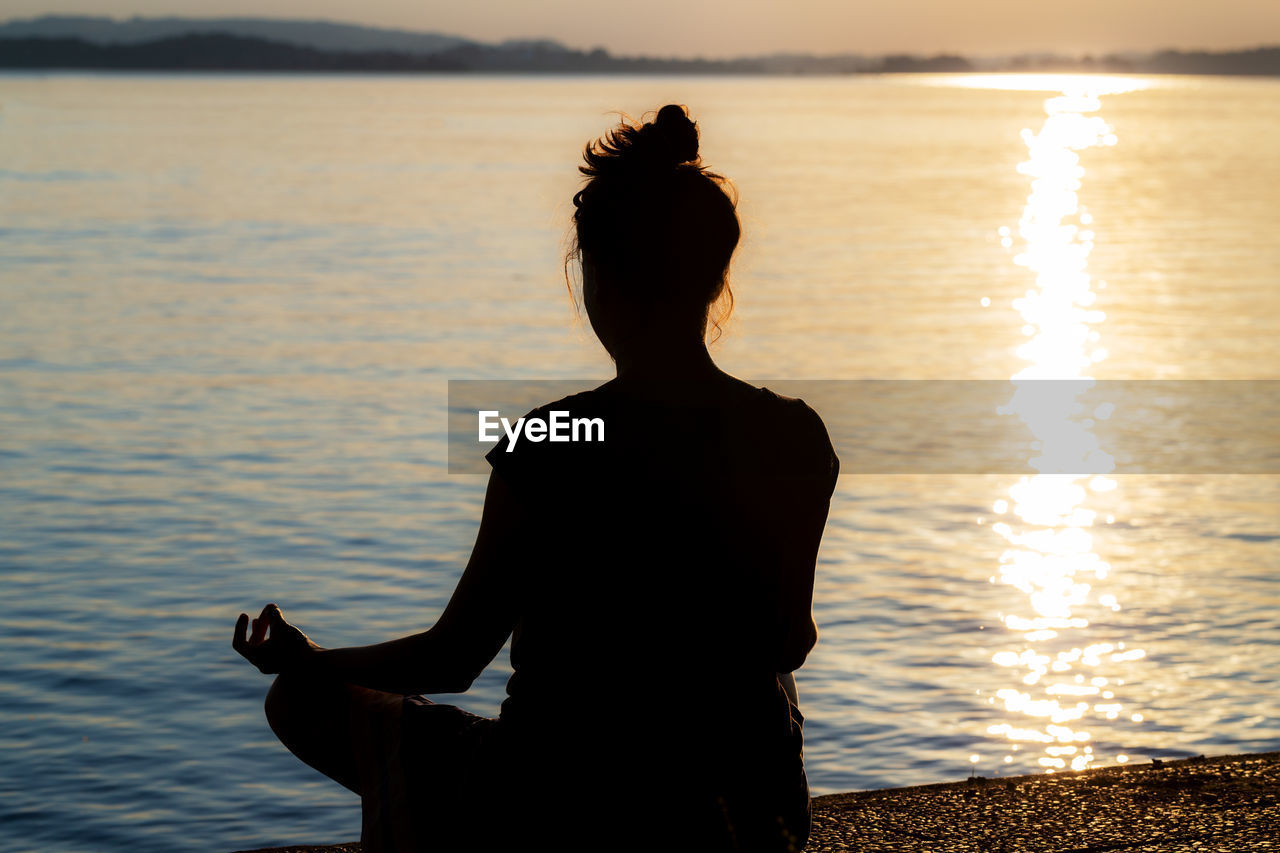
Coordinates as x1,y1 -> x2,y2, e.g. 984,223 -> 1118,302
612,338 -> 722,383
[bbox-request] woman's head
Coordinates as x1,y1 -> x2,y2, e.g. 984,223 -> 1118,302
568,104 -> 740,357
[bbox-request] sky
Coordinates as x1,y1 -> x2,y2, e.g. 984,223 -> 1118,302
5,0 -> 1280,57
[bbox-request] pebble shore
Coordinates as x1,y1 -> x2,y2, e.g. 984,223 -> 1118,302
232,751 -> 1279,852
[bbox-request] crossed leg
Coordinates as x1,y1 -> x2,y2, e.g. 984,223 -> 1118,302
264,672 -> 411,849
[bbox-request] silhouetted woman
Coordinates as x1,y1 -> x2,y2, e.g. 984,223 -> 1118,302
234,104 -> 838,853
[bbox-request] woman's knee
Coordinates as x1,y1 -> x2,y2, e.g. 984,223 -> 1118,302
262,672 -> 368,796
263,672 -> 343,759
264,672 -> 304,737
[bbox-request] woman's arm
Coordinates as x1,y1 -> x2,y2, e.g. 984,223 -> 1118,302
235,470 -> 524,695
770,489 -> 827,674
315,469 -> 523,693
768,404 -> 838,675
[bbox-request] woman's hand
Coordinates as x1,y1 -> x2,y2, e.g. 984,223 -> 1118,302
233,603 -> 322,675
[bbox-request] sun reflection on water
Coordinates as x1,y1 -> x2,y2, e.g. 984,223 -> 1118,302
927,73 -> 1152,96
982,78 -> 1145,775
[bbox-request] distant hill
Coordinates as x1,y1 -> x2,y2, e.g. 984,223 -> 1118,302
1002,46 -> 1280,75
0,32 -> 932,73
0,33 -> 467,71
1145,47 -> 1280,75
0,14 -> 472,54
0,30 -> 867,73
0,33 -> 718,72
0,15 -> 1277,76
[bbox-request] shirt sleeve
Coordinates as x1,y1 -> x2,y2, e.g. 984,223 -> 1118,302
483,405 -> 543,492
791,397 -> 840,497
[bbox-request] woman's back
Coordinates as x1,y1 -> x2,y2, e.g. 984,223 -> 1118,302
486,379 -> 837,817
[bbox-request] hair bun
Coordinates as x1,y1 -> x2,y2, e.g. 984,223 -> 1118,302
575,104 -> 704,185
650,104 -> 699,165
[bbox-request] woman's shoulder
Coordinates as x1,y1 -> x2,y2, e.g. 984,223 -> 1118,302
481,385 -> 614,481
484,378 -> 838,487
749,385 -> 833,442
747,381 -> 839,481
522,386 -> 611,418
752,384 -> 821,418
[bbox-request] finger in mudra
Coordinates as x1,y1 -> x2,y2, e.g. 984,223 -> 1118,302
233,603 -> 319,674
